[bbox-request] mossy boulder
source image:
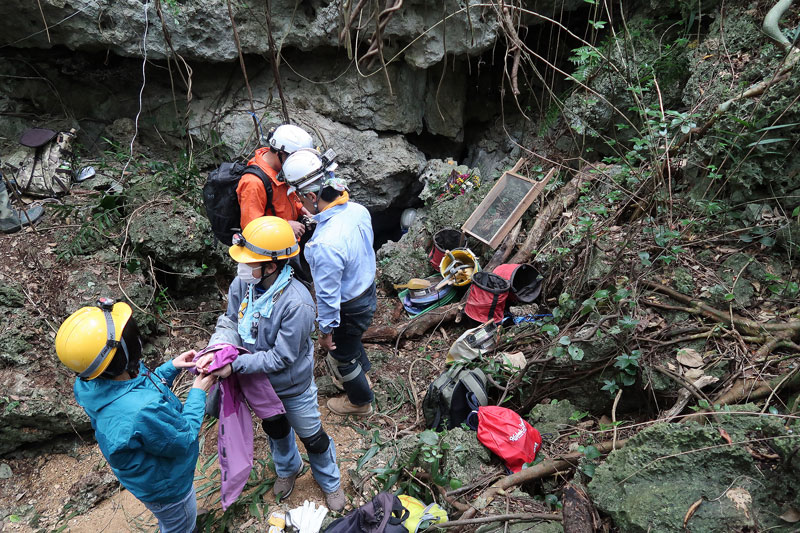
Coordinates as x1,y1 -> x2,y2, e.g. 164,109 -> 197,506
127,198 -> 230,290
588,416 -> 800,532
529,399 -> 578,435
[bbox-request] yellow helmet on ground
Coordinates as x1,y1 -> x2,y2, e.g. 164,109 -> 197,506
229,216 -> 299,263
440,248 -> 480,287
55,298 -> 132,380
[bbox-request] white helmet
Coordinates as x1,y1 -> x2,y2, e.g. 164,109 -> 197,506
265,124 -> 314,154
279,148 -> 338,194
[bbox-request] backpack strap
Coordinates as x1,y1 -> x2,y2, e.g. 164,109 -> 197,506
460,370 -> 488,407
243,164 -> 275,216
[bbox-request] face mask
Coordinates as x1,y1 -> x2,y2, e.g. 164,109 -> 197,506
237,263 -> 261,284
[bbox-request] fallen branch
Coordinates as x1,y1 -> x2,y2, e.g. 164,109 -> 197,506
683,369 -> 800,423
509,166 -> 595,264
562,484 -> 599,533
460,439 -> 628,519
431,512 -> 562,529
363,303 -> 460,342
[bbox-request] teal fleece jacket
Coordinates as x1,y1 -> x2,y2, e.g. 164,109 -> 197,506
73,361 -> 206,504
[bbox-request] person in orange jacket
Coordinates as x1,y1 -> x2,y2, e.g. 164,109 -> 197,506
237,124 -> 315,241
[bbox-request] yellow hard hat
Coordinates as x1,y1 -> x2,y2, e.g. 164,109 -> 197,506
55,299 -> 132,380
229,216 -> 299,263
440,248 -> 480,286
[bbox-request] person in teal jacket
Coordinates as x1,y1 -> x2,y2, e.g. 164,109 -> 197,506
56,298 -> 216,533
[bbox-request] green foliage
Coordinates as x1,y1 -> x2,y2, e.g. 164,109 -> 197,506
354,427 -> 465,502
602,349 -> 641,395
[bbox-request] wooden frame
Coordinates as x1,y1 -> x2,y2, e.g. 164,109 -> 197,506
462,161 -> 554,249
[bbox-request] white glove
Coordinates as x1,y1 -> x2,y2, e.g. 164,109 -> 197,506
286,501 -> 328,533
306,501 -> 328,533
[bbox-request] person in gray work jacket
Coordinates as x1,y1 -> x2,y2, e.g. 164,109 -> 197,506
196,215 -> 345,512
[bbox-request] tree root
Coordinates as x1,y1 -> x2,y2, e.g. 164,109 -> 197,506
432,512 -> 562,529
459,439 -> 627,519
683,369 -> 800,423
640,280 -> 800,337
363,303 -> 461,343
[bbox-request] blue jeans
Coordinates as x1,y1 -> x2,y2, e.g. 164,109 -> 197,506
330,283 -> 377,406
142,487 -> 197,533
269,381 -> 341,493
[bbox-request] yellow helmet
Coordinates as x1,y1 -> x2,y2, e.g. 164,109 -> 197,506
440,248 -> 480,287
55,298 -> 133,380
229,216 -> 299,263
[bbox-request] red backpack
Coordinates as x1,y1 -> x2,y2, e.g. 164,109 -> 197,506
477,406 -> 542,473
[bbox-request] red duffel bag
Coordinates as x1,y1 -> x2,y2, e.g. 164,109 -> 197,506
428,228 -> 465,270
464,271 -> 511,324
492,263 -> 543,304
477,406 -> 542,473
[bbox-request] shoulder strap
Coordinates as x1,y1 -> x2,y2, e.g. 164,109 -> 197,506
460,369 -> 488,406
243,164 -> 275,216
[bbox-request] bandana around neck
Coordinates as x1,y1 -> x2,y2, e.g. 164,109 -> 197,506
237,263 -> 293,344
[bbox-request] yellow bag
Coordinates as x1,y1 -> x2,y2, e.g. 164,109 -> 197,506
398,495 -> 448,532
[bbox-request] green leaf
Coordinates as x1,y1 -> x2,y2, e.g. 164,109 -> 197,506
568,345 -> 585,361
792,206 -> 800,218
593,289 -> 610,300
619,316 -> 639,330
418,430 -> 439,446
9,515 -> 20,523
724,293 -> 736,301
541,324 -> 560,337
558,335 -> 572,346
620,373 -> 637,386
582,462 -> 596,477
357,445 -> 380,470
583,445 -> 601,459
638,251 -> 652,266
580,298 -> 597,314
449,478 -> 463,490
745,137 -> 789,147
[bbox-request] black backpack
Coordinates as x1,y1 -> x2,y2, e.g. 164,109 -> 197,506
324,492 -> 409,533
202,162 -> 274,245
422,365 -> 488,431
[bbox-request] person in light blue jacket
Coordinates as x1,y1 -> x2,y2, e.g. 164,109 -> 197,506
56,299 -> 216,533
303,175 -> 377,417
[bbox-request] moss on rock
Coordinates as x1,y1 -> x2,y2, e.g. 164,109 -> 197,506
588,420 -> 799,532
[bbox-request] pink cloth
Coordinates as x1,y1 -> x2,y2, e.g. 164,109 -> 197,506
194,344 -> 285,509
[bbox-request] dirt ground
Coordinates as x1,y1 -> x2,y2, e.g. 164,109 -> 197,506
0,376 -> 369,533
0,218 -> 447,532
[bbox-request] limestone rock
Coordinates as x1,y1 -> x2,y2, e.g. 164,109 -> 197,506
588,420 -> 799,532
377,158 -> 486,287
529,399 -> 577,435
188,103 -> 425,211
66,470 -> 120,514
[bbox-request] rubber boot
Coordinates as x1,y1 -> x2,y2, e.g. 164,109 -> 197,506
0,181 -> 43,234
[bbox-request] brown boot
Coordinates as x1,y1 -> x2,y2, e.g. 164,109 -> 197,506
272,465 -> 302,503
327,396 -> 373,416
324,485 -> 346,512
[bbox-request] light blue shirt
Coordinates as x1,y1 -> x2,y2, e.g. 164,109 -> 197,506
305,201 -> 376,333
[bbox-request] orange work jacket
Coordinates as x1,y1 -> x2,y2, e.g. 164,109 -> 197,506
236,147 -> 305,230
